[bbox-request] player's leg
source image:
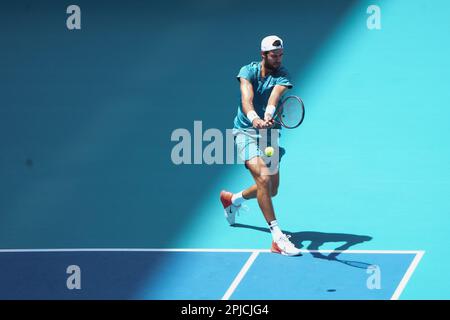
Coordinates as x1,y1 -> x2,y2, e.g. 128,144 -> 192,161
220,131 -> 281,224
220,131 -> 260,224
245,156 -> 276,223
237,171 -> 279,200
246,157 -> 300,256
241,184 -> 257,200
242,128 -> 281,200
270,170 -> 279,197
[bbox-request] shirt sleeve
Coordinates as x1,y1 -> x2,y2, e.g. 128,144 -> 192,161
236,64 -> 255,82
276,75 -> 293,88
275,69 -> 293,88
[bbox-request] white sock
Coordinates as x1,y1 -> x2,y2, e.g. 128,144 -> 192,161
269,220 -> 283,241
231,191 -> 246,206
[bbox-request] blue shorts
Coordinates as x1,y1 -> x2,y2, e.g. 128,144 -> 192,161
233,128 -> 285,166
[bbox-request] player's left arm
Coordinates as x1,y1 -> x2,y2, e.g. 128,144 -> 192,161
264,85 -> 289,124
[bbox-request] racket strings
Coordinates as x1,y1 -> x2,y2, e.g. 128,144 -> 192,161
280,97 -> 304,128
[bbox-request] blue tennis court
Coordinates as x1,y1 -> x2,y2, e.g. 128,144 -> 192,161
0,249 -> 423,300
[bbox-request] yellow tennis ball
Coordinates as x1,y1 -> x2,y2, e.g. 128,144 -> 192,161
264,146 -> 274,157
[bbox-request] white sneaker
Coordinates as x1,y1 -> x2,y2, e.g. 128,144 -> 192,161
220,190 -> 242,225
271,234 -> 302,256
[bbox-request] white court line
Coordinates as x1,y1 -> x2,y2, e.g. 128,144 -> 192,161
391,250 -> 425,300
0,248 -> 423,254
0,248 -> 264,253
222,251 -> 260,300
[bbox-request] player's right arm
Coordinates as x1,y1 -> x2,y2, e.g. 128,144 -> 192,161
240,78 -> 267,129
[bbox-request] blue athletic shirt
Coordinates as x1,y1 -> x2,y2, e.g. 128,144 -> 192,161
233,61 -> 293,129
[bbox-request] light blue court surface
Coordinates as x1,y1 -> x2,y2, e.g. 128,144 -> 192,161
0,249 -> 423,300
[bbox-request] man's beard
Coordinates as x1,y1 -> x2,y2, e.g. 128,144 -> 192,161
264,61 -> 280,72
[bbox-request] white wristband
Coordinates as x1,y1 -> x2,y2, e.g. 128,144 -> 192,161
246,110 -> 260,123
264,105 -> 276,118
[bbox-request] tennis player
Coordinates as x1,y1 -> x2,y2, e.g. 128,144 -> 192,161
220,35 -> 301,256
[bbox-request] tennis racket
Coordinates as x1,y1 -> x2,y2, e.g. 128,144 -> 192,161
272,95 -> 305,129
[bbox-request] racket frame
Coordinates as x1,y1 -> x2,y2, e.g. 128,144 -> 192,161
273,95 -> 305,129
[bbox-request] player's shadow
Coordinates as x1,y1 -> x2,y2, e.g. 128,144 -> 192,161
232,224 -> 372,266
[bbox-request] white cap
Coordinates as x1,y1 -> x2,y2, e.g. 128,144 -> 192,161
261,35 -> 284,52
